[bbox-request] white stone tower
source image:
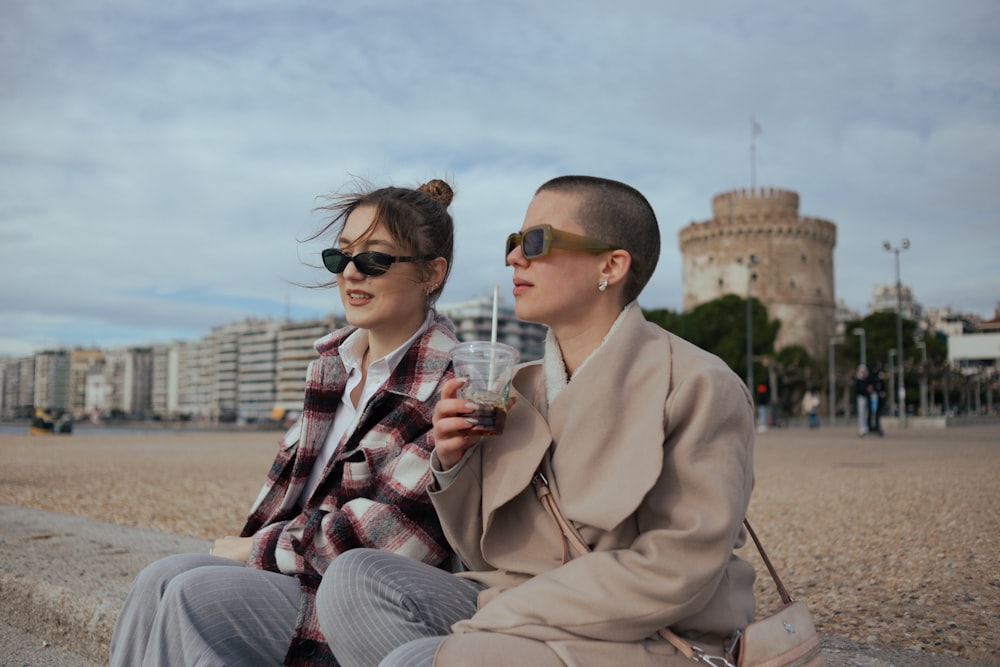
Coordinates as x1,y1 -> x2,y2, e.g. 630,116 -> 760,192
678,187 -> 837,360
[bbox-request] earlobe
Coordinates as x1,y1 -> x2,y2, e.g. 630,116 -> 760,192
429,257 -> 448,288
600,250 -> 631,288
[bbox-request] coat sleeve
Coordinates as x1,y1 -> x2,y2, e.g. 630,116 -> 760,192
452,364 -> 755,642
428,445 -> 490,571
247,399 -> 451,577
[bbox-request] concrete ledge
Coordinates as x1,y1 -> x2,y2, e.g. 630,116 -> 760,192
881,416 -> 950,429
880,416 -> 1000,430
0,504 -> 208,664
0,504 -> 990,667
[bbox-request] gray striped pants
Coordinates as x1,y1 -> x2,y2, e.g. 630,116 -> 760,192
317,549 -> 565,667
316,549 -> 481,667
109,553 -> 301,666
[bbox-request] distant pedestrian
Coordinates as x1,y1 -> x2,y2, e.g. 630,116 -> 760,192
756,382 -> 770,432
110,179 -> 460,667
854,364 -> 870,437
803,389 -> 820,428
868,364 -> 885,436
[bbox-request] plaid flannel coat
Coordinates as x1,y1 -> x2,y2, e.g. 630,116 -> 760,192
241,312 -> 457,666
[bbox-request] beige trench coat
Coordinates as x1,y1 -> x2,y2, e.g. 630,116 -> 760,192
429,305 -> 757,666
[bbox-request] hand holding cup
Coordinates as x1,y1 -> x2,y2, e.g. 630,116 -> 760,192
450,341 -> 518,436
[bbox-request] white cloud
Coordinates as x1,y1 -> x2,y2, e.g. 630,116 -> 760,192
1,0 -> 998,358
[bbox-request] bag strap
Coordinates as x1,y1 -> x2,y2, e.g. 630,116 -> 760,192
533,470 -> 590,561
532,467 -> 792,665
658,519 -> 795,665
742,517 -> 793,605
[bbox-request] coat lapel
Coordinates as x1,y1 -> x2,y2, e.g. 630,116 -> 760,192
547,307 -> 672,529
478,363 -> 552,522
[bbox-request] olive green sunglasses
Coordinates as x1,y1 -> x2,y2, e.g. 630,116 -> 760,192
505,224 -> 617,265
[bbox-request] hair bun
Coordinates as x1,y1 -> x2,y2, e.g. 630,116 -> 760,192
418,179 -> 454,209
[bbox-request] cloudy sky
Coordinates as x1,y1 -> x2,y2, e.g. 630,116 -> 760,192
2,0 -> 998,357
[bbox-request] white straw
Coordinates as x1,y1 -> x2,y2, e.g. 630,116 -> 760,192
489,285 -> 499,387
490,284 -> 499,344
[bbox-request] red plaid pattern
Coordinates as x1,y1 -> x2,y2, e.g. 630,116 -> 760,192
241,312 -> 456,666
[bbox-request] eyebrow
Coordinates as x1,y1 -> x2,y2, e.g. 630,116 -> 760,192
337,235 -> 398,252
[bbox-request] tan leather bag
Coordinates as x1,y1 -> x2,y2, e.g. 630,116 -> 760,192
534,472 -> 824,667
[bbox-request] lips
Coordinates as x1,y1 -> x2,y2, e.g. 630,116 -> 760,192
346,289 -> 373,305
512,277 -> 532,297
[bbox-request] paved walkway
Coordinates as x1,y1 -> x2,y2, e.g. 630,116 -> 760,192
3,504 -> 995,666
2,420 -> 998,666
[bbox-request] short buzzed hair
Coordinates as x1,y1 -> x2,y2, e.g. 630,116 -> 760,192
536,175 -> 660,304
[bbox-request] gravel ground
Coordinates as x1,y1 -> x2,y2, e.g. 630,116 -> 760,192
1,424 -> 997,664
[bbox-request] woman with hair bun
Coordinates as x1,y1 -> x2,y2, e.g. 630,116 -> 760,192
319,175 -> 757,667
111,179 -> 459,667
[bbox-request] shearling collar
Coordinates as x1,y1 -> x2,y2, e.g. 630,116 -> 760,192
543,302 -> 637,408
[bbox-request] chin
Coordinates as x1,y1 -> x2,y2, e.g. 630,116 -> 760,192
342,308 -> 373,329
513,301 -> 544,325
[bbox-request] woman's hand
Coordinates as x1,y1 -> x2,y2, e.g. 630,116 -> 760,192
433,378 -> 483,470
210,535 -> 254,562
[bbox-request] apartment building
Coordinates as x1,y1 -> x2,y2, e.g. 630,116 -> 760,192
0,357 -> 31,419
174,319 -> 256,422
151,316 -> 337,424
69,349 -> 105,417
274,316 -> 339,420
33,350 -> 70,414
4,298 -> 548,422
870,284 -> 922,322
88,347 -> 151,419
174,337 -> 214,420
123,347 -> 154,419
237,321 -> 284,423
151,344 -> 173,418
440,294 -> 547,361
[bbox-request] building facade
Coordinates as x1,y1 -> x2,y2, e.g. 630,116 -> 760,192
870,284 -> 922,322
440,295 -> 548,361
274,316 -> 339,420
2,298 -> 547,423
0,357 -> 32,419
69,349 -> 105,417
33,350 -> 71,414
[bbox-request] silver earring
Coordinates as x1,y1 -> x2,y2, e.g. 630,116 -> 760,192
598,279 -> 608,292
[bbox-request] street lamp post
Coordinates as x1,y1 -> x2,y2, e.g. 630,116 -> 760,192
740,254 -> 760,391
828,336 -> 842,425
916,340 -> 928,416
888,348 -> 897,417
883,239 -> 910,427
943,366 -> 951,416
851,327 -> 866,368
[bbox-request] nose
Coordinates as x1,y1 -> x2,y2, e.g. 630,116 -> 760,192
505,243 -> 527,267
340,257 -> 366,280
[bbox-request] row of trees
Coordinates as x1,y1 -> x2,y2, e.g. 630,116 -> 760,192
643,296 -> 986,423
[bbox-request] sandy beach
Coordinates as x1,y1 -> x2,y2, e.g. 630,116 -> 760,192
1,423 -> 997,664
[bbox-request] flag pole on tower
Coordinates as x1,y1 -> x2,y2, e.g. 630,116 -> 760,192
750,114 -> 762,191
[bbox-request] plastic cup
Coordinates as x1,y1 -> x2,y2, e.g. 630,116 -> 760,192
450,341 -> 519,436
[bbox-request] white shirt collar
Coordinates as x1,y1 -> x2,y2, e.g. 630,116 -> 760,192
339,310 -> 436,380
544,302 -> 635,407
